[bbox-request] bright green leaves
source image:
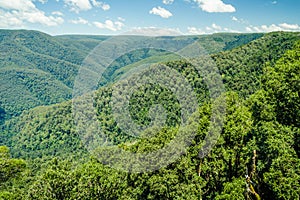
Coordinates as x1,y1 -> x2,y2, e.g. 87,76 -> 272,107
1,32 -> 299,199
0,146 -> 10,159
215,178 -> 245,200
249,119 -> 299,199
0,146 -> 26,183
28,159 -> 128,200
223,92 -> 253,150
262,41 -> 300,127
264,155 -> 300,200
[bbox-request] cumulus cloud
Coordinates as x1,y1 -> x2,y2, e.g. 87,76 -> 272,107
37,0 -> 48,4
0,0 -> 37,11
118,17 -> 125,22
212,23 -> 221,30
231,16 -> 238,21
64,0 -> 92,13
70,17 -> 89,24
64,0 -> 110,12
246,23 -> 300,32
163,0 -> 174,5
245,27 -> 252,32
231,16 -> 248,25
52,11 -> 64,16
187,27 -> 206,35
0,10 -> 23,27
93,19 -> 124,31
149,6 -> 173,18
187,23 -> 238,35
279,23 -> 300,30
99,2 -> 110,11
90,0 -> 110,11
193,0 -> 236,13
126,27 -> 182,36
0,0 -> 64,27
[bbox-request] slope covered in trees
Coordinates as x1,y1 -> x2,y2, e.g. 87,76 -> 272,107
56,33 -> 263,54
214,32 -> 300,97
0,30 -> 261,122
0,31 -> 299,199
0,30 -> 86,119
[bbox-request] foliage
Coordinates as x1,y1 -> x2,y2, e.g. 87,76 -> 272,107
0,31 -> 299,199
0,146 -> 26,184
214,32 -> 300,97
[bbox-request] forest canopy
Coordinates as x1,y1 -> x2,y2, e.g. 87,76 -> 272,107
0,30 -> 299,199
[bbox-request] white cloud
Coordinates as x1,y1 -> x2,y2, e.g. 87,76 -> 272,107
90,0 -> 100,6
70,17 -> 89,24
52,11 -> 64,16
118,17 -> 125,22
187,27 -> 206,35
127,27 -> 182,36
149,6 -> 173,18
0,10 -> 23,27
36,0 -> 48,4
93,19 -> 124,31
64,0 -> 110,12
193,0 -> 236,13
212,23 -> 221,30
100,2 -> 110,11
91,0 -> 110,11
187,23 -> 238,35
245,27 -> 252,32
64,0 -> 92,13
231,16 -> 248,24
231,16 -> 238,21
163,0 -> 174,5
0,0 -> 36,11
20,11 -> 64,26
279,23 -> 300,30
205,23 -> 223,32
205,26 -> 212,31
0,0 -> 64,27
246,23 -> 300,33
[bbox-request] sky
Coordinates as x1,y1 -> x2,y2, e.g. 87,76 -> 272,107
0,0 -> 299,35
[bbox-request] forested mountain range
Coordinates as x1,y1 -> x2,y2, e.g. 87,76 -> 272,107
0,30 -> 262,121
0,30 -> 299,199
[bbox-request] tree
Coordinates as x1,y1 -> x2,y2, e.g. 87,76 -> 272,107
0,146 -> 26,183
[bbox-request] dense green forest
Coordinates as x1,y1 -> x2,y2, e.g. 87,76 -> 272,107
0,30 -> 299,199
0,30 -> 262,120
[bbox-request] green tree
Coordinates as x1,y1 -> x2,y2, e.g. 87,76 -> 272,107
0,146 -> 26,183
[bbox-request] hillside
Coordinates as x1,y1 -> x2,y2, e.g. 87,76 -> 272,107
0,32 -> 299,199
56,33 -> 263,54
0,30 -> 87,119
55,35 -> 111,51
214,31 -> 300,97
2,31 -> 298,158
0,30 -> 262,121
94,33 -> 264,86
0,31 -> 299,199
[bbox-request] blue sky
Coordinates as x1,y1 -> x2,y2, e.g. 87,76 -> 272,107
0,0 -> 299,35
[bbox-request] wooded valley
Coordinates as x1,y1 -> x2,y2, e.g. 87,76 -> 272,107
0,30 -> 299,200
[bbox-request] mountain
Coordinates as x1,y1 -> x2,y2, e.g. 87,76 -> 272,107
0,30 -> 263,122
214,31 -> 300,97
94,33 -> 265,86
0,30 -> 86,119
56,33 -> 263,54
0,31 -> 299,200
55,35 -> 111,51
1,31 -> 297,158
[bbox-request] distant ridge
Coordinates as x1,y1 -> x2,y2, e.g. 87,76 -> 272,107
0,29 -> 264,121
